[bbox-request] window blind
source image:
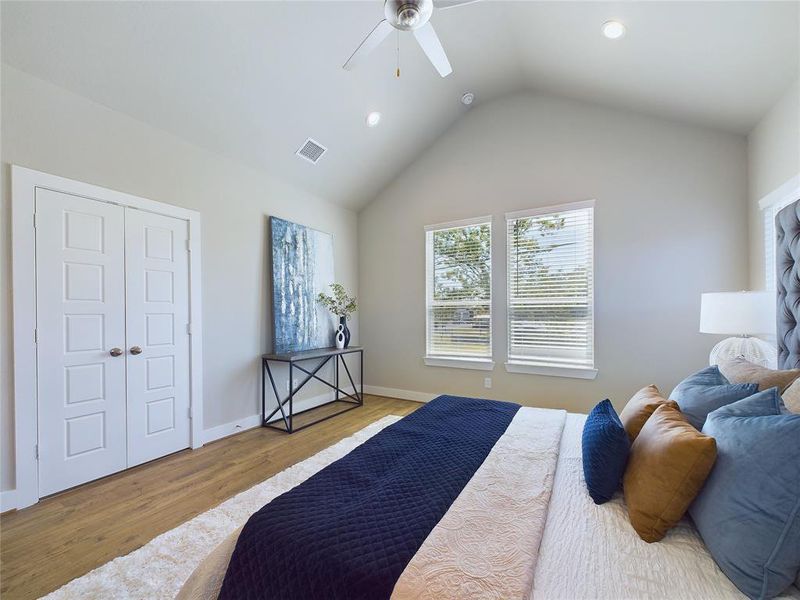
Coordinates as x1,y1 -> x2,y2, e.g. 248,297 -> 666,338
507,203 -> 594,369
759,177 -> 799,291
425,219 -> 492,359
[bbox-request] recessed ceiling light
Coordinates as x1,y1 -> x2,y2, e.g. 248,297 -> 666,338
366,111 -> 382,127
602,20 -> 626,40
461,92 -> 475,106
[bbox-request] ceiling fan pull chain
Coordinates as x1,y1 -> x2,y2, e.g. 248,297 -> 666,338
396,29 -> 401,78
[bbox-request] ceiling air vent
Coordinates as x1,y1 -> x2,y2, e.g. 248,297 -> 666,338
296,138 -> 327,164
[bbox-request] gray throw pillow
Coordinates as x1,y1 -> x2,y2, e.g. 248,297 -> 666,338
669,365 -> 757,430
689,388 -> 800,599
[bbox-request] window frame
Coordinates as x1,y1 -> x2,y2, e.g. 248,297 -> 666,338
504,199 -> 597,380
424,215 -> 495,371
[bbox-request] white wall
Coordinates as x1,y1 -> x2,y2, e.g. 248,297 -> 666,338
359,92 -> 749,415
0,66 -> 359,494
747,81 -> 800,289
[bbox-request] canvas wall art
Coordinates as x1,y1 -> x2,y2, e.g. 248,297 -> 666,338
271,217 -> 335,353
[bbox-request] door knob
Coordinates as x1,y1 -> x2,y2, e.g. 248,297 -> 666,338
109,347 -> 123,357
130,346 -> 143,355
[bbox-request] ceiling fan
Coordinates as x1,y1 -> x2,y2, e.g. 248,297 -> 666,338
343,0 -> 481,77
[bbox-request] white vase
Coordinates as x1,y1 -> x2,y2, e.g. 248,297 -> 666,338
335,329 -> 345,349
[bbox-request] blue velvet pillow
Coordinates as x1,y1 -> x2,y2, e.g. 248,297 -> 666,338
670,365 -> 758,429
689,388 -> 800,600
582,400 -> 630,504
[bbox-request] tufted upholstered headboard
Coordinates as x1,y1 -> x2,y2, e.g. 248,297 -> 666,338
775,199 -> 800,369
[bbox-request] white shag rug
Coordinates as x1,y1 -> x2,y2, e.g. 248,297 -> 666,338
44,415 -> 402,600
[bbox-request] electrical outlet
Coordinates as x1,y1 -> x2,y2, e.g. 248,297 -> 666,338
484,377 -> 492,389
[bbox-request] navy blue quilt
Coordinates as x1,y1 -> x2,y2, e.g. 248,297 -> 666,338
218,395 -> 520,600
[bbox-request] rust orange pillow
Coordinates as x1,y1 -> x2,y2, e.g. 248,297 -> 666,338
618,385 -> 677,442
623,403 -> 717,543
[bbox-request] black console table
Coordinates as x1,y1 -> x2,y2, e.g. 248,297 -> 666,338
262,346 -> 363,433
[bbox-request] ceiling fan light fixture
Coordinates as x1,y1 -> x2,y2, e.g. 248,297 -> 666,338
366,111 -> 382,127
398,6 -> 420,28
602,20 -> 626,40
386,0 -> 433,31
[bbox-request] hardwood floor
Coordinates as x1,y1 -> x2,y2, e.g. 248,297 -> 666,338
0,395 -> 419,600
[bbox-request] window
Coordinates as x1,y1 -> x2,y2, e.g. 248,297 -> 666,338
763,193 -> 800,291
761,176 -> 800,291
425,217 -> 493,369
506,200 -> 596,378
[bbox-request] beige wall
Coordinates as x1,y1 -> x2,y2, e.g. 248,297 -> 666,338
359,92 -> 749,415
0,66 -> 359,493
747,81 -> 800,290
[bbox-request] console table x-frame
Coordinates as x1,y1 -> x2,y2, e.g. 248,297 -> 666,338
261,346 -> 364,433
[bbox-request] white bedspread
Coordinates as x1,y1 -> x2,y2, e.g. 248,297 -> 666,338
532,413 -> 800,600
393,407 -> 566,600
179,407 -> 568,600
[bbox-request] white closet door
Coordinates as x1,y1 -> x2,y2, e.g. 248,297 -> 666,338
36,189 -> 128,496
125,208 -> 191,466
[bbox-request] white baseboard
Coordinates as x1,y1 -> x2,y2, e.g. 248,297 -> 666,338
202,386 -> 362,443
201,414 -> 263,444
1,489 -> 18,512
364,385 -> 435,403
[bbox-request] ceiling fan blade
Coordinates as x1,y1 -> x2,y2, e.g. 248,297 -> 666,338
342,19 -> 394,71
413,22 -> 452,77
433,0 -> 481,10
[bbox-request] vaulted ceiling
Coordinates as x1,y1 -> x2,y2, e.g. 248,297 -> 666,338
2,1 -> 798,210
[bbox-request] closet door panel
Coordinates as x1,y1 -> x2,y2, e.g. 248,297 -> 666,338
35,189 -> 128,496
125,209 -> 191,466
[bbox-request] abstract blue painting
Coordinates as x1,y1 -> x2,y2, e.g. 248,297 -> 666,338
271,217 -> 335,353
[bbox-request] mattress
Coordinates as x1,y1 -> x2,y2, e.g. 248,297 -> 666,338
532,413 -> 800,600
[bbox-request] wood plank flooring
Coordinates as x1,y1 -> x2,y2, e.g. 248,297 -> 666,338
0,395 -> 419,600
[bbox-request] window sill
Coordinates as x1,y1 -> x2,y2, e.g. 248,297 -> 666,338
424,356 -> 496,371
504,361 -> 598,380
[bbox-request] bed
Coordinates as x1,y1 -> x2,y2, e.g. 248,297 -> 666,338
179,201 -> 800,600
178,398 -> 799,600
534,414 -> 799,600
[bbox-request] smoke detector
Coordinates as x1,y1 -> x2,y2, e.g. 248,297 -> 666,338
296,138 -> 327,164
460,92 -> 475,106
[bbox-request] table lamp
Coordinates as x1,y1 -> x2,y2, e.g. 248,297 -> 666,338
699,291 -> 777,368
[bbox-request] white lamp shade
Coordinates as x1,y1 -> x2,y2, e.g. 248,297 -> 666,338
699,291 -> 775,335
